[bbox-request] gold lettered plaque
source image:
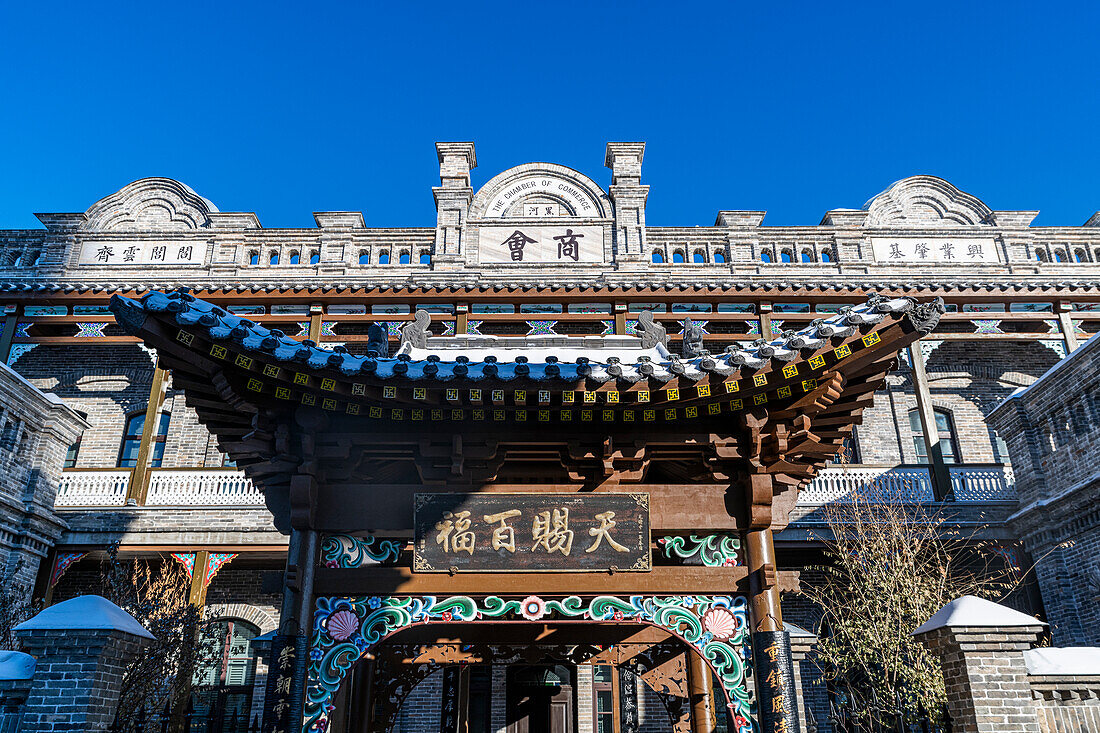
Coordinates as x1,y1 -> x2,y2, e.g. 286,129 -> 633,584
413,493 -> 650,572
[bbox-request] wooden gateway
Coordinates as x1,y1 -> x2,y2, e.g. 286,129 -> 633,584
110,289 -> 943,733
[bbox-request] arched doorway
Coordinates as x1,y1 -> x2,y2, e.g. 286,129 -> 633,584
507,665 -> 575,733
309,594 -> 753,733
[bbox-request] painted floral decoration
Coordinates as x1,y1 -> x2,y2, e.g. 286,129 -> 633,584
520,595 -> 546,621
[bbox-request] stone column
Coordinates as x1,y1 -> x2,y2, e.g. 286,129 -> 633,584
14,595 -> 153,733
605,142 -> 649,265
913,596 -> 1044,733
433,141 -> 477,268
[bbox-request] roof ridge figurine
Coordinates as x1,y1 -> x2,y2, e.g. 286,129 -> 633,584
635,310 -> 669,349
400,310 -> 431,350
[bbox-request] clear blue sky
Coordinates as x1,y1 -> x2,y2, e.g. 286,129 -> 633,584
1,1 -> 1097,229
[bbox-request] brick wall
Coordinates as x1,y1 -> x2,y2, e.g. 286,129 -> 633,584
394,668 -> 442,733
989,334 -> 1100,646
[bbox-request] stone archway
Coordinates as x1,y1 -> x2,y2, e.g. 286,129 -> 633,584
305,595 -> 754,733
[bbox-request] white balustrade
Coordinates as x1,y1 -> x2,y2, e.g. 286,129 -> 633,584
949,465 -> 1017,501
800,465 -> 935,504
801,464 -> 1017,504
145,469 -> 263,506
55,470 -> 130,507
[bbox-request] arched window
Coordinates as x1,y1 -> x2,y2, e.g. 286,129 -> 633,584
399,251 -> 411,265
713,251 -> 726,264
419,252 -> 431,265
269,251 -> 279,265
378,251 -> 391,265
11,255 -> 22,268
801,250 -> 814,263
309,250 -> 320,265
908,408 -> 959,464
761,251 -> 773,263
821,249 -> 833,263
1053,249 -> 1065,263
651,251 -> 665,263
358,251 -> 370,265
288,251 -> 300,265
248,251 -> 259,266
672,250 -> 686,264
1035,249 -> 1048,262
692,251 -> 705,264
190,619 -> 260,727
117,411 -> 170,468
1074,248 -> 1087,263
780,250 -> 793,263
29,251 -> 42,266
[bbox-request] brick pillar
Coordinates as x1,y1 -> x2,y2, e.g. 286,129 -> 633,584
913,596 -> 1045,733
787,624 -> 818,733
14,595 -> 153,733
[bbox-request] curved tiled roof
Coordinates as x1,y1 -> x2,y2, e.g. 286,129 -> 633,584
111,290 -> 941,386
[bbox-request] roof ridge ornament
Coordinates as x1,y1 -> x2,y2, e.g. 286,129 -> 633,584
400,310 -> 431,350
681,317 -> 707,359
635,310 -> 668,349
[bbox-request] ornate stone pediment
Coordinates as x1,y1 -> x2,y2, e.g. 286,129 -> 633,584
863,175 -> 994,227
83,177 -> 218,231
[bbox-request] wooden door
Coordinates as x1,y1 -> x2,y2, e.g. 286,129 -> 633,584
507,666 -> 575,733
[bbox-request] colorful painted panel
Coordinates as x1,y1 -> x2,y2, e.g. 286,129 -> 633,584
305,594 -> 752,733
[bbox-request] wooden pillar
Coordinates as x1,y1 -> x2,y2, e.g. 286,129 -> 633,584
745,527 -> 782,632
351,657 -> 375,732
126,359 -> 168,505
1056,303 -> 1080,352
688,649 -> 716,733
614,303 -> 628,335
908,344 -> 953,501
309,303 -> 324,343
188,550 -> 211,606
758,302 -> 773,339
456,304 -> 468,336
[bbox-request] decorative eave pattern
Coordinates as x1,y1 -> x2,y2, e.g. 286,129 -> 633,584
112,291 -> 938,387
9,278 -> 1100,296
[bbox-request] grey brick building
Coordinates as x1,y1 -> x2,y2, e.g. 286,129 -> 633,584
1,142 -> 1097,732
989,330 -> 1100,647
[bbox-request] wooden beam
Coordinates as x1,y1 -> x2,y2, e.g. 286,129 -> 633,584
312,565 -> 791,596
1057,305 -> 1080,352
188,550 -> 210,606
126,360 -> 169,505
0,309 -> 19,363
908,343 -> 953,500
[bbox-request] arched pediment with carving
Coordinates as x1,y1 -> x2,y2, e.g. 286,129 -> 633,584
470,163 -> 611,220
863,175 -> 994,227
83,177 -> 219,231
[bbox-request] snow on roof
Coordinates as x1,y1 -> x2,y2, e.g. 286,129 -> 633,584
1024,647 -> 1100,676
14,595 -> 154,640
913,595 -> 1045,635
0,651 -> 35,680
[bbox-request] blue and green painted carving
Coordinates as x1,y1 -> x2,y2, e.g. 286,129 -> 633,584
319,534 -> 402,568
658,534 -> 742,567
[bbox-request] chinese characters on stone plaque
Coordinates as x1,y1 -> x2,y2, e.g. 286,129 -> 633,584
78,240 -> 206,266
870,237 -> 1000,264
478,226 -> 603,264
414,493 -> 650,572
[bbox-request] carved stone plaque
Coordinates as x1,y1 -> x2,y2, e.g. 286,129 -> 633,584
413,493 -> 650,573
